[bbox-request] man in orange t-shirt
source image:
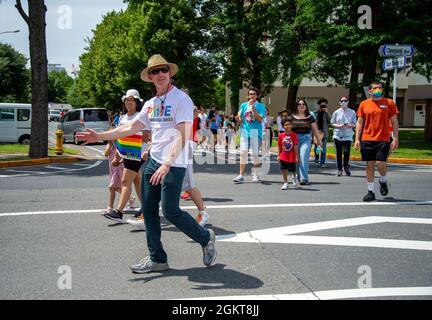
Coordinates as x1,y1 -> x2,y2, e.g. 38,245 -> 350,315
354,81 -> 399,202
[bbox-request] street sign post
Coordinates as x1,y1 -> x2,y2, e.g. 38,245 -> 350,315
378,44 -> 415,57
379,44 -> 414,102
382,56 -> 411,71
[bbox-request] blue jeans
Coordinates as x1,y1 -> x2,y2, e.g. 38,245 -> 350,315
297,133 -> 312,182
142,157 -> 210,263
314,138 -> 327,166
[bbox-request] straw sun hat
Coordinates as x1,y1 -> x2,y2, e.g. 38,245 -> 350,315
140,54 -> 179,82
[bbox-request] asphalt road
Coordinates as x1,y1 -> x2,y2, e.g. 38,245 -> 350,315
1,146 -> 432,301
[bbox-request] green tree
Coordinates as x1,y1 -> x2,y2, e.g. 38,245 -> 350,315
66,81 -> 91,108
202,0 -> 276,113
0,43 -> 29,102
77,1 -> 220,110
300,0 -> 432,106
48,70 -> 73,103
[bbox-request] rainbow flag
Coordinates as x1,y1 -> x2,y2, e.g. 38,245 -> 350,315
115,133 -> 142,161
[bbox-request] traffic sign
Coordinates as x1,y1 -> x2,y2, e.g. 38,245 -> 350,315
378,44 -> 415,57
382,57 -> 407,71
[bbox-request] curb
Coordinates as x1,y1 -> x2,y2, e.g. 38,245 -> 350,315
269,147 -> 432,165
325,154 -> 432,165
0,156 -> 85,168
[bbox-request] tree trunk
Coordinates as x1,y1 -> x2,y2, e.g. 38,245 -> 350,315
229,49 -> 241,115
348,57 -> 360,110
16,0 -> 48,159
228,0 -> 244,115
286,84 -> 299,113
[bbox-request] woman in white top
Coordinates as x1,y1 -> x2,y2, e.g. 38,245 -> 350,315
102,89 -> 148,224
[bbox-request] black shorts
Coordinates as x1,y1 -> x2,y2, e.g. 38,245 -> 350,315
280,160 -> 296,172
210,129 -> 218,135
361,141 -> 391,162
123,159 -> 145,173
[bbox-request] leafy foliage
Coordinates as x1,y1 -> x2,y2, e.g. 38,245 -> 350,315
48,70 -> 73,103
77,1 -> 221,110
0,43 -> 29,102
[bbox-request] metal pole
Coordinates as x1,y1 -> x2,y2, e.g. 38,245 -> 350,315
393,66 -> 397,102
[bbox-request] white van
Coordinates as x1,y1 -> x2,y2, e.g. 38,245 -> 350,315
0,103 -> 32,144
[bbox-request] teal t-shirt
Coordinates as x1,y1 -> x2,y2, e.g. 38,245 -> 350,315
239,101 -> 266,139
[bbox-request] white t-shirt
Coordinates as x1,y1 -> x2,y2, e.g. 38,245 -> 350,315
136,86 -> 193,168
198,113 -> 208,129
118,112 -> 148,154
277,115 -> 283,132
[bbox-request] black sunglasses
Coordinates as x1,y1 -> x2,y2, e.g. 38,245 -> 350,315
340,99 -> 348,102
149,66 -> 170,75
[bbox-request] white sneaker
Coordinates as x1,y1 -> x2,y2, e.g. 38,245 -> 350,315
233,175 -> 244,183
281,182 -> 289,190
292,182 -> 299,189
196,210 -> 209,227
252,175 -> 260,183
127,218 -> 145,230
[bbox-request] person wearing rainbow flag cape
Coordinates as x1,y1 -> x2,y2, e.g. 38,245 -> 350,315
102,89 -> 149,224
76,54 -> 217,273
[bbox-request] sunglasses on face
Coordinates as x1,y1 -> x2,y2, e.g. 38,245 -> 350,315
340,100 -> 348,102
149,66 -> 170,75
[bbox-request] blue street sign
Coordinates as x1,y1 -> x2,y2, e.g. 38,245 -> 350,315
378,44 -> 415,57
382,57 -> 407,71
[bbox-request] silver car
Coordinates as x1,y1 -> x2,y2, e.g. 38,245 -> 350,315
58,108 -> 111,144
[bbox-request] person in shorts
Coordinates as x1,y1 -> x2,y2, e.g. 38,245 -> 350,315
278,117 -> 299,190
103,89 -> 149,223
233,87 -> 266,183
354,81 -> 399,202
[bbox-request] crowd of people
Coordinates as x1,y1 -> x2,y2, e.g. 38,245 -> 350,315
76,54 -> 399,274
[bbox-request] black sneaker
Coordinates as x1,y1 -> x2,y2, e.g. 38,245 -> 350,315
134,208 -> 142,218
344,167 -> 351,176
379,181 -> 389,196
363,191 -> 376,202
103,209 -> 123,223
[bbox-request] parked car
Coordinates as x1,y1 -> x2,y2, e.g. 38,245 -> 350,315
0,103 -> 31,144
48,109 -> 61,121
58,108 -> 111,144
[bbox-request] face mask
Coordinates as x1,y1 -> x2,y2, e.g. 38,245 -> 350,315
371,88 -> 383,98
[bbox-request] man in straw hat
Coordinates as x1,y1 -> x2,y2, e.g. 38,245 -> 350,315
76,54 -> 217,273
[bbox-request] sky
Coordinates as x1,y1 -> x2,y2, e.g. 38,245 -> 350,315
0,0 -> 128,76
